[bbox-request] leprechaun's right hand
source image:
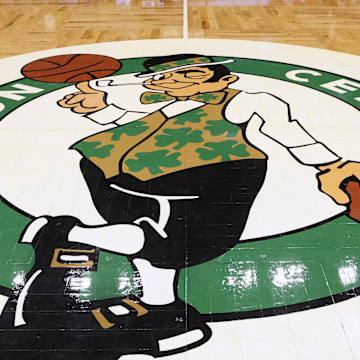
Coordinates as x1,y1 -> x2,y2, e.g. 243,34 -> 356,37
58,81 -> 107,114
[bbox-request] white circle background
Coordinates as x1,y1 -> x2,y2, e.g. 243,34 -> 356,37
0,39 -> 359,240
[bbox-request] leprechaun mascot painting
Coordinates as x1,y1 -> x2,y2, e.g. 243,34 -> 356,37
0,53 -> 360,360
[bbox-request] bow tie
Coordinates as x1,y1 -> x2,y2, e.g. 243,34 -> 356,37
140,91 -> 226,105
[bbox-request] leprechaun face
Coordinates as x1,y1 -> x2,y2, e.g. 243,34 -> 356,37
143,66 -> 238,97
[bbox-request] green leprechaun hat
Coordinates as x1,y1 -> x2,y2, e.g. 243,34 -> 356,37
137,53 -> 234,77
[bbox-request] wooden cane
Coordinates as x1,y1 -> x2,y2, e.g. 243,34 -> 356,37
345,179 -> 360,222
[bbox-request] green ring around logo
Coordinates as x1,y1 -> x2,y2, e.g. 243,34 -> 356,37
0,56 -> 359,319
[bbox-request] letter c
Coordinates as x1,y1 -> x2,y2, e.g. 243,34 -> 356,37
286,69 -> 322,83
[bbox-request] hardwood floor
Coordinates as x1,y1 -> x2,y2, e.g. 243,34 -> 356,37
0,0 -> 183,58
0,0 -> 359,57
188,0 -> 360,55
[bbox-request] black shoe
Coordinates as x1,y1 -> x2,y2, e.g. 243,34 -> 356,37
93,295 -> 212,357
5,215 -> 211,357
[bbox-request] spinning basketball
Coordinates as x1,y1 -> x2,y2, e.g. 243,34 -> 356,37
21,54 -> 121,83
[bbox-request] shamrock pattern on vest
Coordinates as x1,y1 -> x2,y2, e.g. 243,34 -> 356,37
73,89 -> 266,181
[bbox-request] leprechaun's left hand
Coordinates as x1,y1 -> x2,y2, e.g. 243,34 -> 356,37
317,160 -> 360,204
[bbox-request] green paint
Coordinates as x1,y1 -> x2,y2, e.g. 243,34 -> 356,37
0,200 -> 33,289
72,141 -> 114,159
195,93 -> 219,102
155,128 -> 204,150
178,216 -> 360,314
173,108 -> 207,125
151,63 -> 174,71
125,150 -> 181,175
150,57 -> 210,72
113,57 -> 149,76
78,252 -> 140,301
144,94 -> 170,103
173,59 -> 195,66
196,140 -> 250,162
105,121 -> 149,141
204,119 -> 241,138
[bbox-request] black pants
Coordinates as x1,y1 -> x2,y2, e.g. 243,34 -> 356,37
81,158 -> 267,269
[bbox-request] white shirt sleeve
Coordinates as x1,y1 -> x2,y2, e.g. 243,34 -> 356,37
85,104 -> 149,125
225,91 -> 340,166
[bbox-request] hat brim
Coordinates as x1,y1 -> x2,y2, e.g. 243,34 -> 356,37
137,59 -> 235,78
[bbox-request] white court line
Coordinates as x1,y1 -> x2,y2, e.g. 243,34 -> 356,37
183,0 -> 188,39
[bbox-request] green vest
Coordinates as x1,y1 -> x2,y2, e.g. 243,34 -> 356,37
73,89 -> 266,181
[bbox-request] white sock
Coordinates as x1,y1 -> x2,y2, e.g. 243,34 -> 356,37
133,258 -> 176,305
68,224 -> 145,255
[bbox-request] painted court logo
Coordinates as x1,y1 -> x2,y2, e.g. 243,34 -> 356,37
0,45 -> 360,359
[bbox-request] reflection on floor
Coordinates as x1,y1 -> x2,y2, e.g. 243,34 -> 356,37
0,0 -> 360,357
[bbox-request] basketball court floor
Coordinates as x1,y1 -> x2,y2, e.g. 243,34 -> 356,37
0,1 -> 360,359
